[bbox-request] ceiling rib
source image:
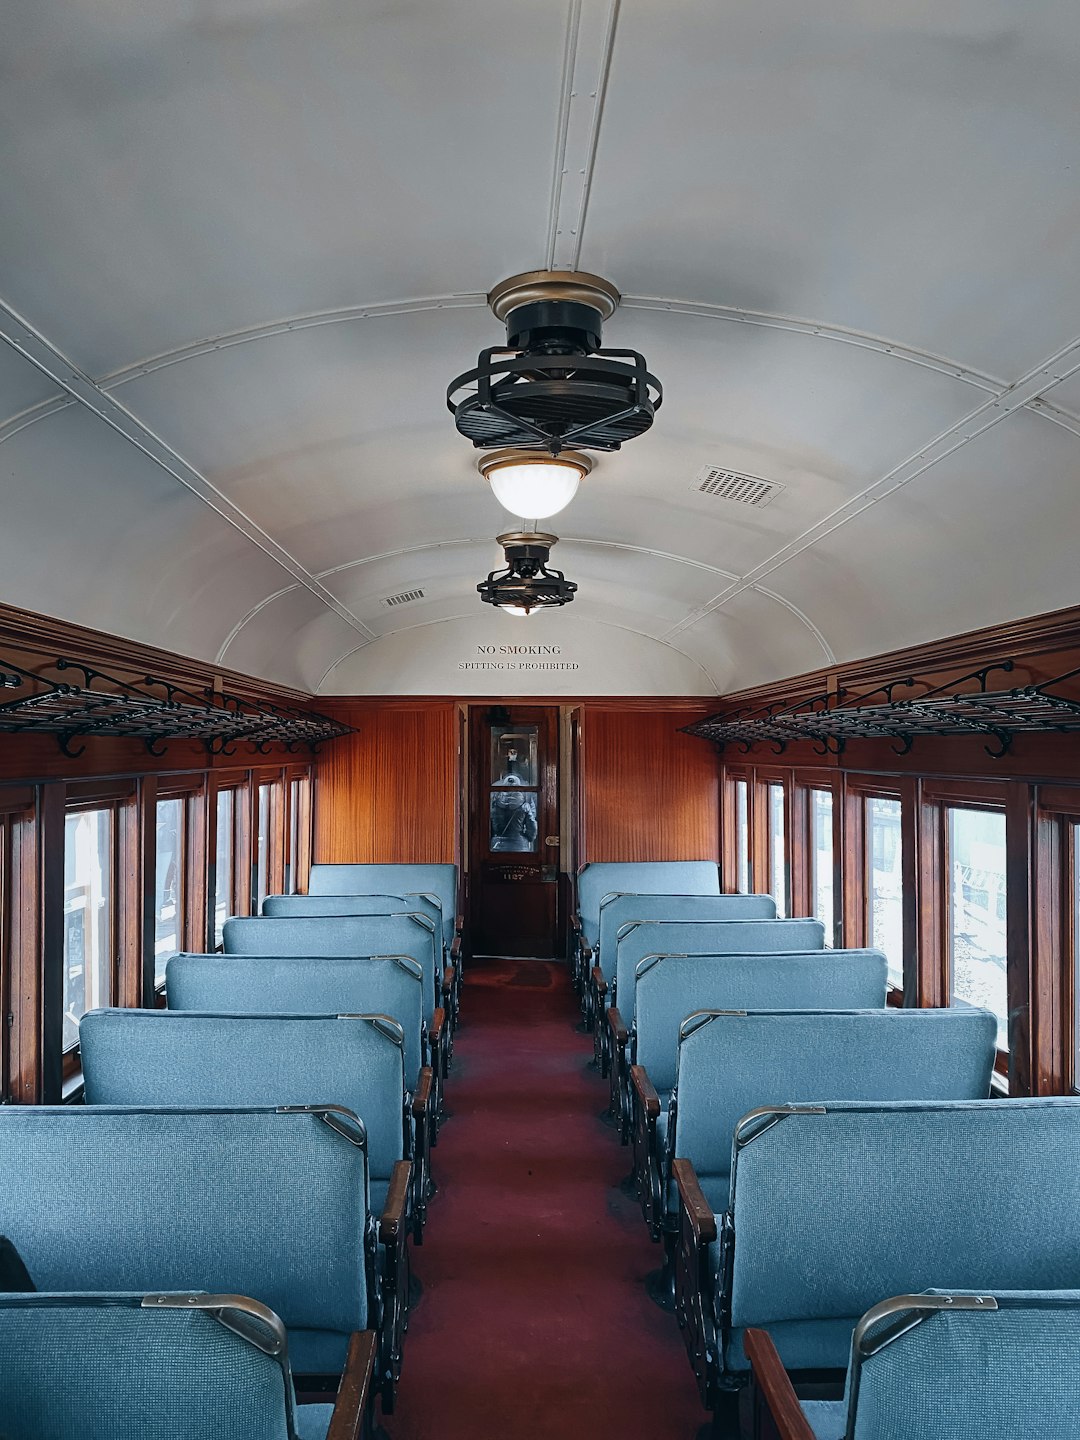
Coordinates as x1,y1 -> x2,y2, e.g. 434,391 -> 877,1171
663,332 -> 1080,642
0,298 -> 377,644
545,0 -> 621,271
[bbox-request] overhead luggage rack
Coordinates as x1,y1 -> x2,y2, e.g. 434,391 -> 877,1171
0,656 -> 352,757
683,659 -> 1080,758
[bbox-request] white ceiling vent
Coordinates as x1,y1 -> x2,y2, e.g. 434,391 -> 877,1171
379,588 -> 425,609
693,466 -> 785,508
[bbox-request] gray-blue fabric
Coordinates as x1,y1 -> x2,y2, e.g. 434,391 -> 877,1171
307,863 -> 457,946
264,891 -> 442,937
165,954 -> 424,1086
576,862 -> 720,949
80,1009 -> 406,1189
223,914 -> 438,1020
0,1108 -> 369,1340
595,892 -> 775,984
614,917 -> 826,1022
727,1099 -> 1080,1361
849,1292 -> 1080,1439
673,1007 -> 995,1194
635,950 -> 887,1090
0,1294 -> 310,1440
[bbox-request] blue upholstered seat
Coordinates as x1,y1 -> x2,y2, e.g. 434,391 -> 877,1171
307,864 -> 458,948
650,1005 -> 994,1238
677,1098 -> 1080,1409
165,953 -> 426,1088
222,914 -> 441,1023
0,1292 -> 351,1440
80,1010 -> 410,1212
264,890 -> 442,936
575,861 -> 720,956
784,1292 -> 1080,1439
0,1108 -> 373,1379
595,892 -> 776,983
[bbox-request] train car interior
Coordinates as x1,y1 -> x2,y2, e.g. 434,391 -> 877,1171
3,3 -> 1080,1436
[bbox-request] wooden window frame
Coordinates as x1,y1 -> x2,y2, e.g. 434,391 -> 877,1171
795,773 -> 839,941
722,765 -> 756,895
284,767 -> 314,895
843,780 -> 904,999
755,768 -> 792,919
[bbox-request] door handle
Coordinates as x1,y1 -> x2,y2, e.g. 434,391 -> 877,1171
544,835 -> 560,847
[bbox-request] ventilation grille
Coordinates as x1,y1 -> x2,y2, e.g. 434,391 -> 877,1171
379,588 -> 425,609
693,467 -> 785,508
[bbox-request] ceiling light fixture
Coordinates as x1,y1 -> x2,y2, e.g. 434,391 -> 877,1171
448,271 -> 662,455
477,531 -> 577,617
477,447 -> 592,520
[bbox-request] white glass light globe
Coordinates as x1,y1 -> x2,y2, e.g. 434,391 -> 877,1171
499,604 -> 532,617
478,450 -> 592,520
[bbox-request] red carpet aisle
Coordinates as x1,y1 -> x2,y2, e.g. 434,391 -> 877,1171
387,956 -> 706,1440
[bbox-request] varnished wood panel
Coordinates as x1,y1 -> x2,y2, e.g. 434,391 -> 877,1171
314,703 -> 457,864
580,707 -> 719,862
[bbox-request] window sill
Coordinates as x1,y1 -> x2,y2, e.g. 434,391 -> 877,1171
62,1069 -> 84,1104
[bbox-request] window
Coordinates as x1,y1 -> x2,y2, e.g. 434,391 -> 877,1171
1074,822 -> 1080,1088
947,806 -> 1007,1049
866,795 -> 903,989
735,779 -> 750,893
768,782 -> 787,917
63,808 -> 114,1051
0,816 -> 10,1100
255,782 -> 272,910
154,797 -> 184,986
810,788 -> 834,942
214,789 -> 235,948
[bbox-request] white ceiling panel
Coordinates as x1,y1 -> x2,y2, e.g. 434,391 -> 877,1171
754,406 -> 1080,670
0,1 -> 567,373
0,342 -> 67,424
0,403 -> 325,663
218,587 -> 361,692
677,587 -> 830,693
586,0 -> 1080,379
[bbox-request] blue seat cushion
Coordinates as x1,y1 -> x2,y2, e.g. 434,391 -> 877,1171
799,1400 -> 846,1440
294,1404 -> 336,1440
725,1318 -> 855,1373
287,1329 -> 351,1377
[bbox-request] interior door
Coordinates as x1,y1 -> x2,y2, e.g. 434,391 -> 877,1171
468,705 -> 560,958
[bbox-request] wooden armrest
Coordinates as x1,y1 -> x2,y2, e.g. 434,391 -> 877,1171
673,1158 -> 717,1245
450,934 -> 462,960
429,1006 -> 445,1046
442,964 -> 455,999
630,1064 -> 661,1120
744,1329 -> 817,1440
590,964 -> 607,999
411,1066 -> 434,1119
606,1005 -> 628,1046
581,944 -> 593,963
455,913 -> 464,934
379,1160 -> 413,1244
571,913 -> 583,936
325,1330 -> 377,1440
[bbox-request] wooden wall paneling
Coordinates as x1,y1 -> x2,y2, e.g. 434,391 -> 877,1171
9,793 -> 44,1103
839,777 -> 866,951
185,784 -> 208,955
295,770 -> 313,894
750,771 -> 770,895
119,777 -> 156,1010
580,708 -> 720,863
719,766 -> 739,893
1005,782 -> 1038,1095
234,779 -> 253,920
38,783 -> 66,1104
314,705 -> 457,865
788,779 -> 810,919
267,769 -> 286,898
1031,801 -> 1065,1095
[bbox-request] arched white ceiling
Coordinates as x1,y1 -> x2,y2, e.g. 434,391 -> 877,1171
1,1 -> 1079,696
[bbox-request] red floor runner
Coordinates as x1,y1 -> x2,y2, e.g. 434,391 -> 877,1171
386,956 -> 707,1439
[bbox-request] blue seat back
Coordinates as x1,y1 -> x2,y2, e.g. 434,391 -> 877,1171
263,891 -> 442,936
726,1099 -> 1080,1372
636,951 -> 888,1093
81,1009 -> 407,1185
844,1290 -> 1080,1440
223,914 -> 438,1020
308,864 -> 457,946
0,1292 -> 302,1440
166,954 -> 425,1087
0,1108 -> 370,1340
596,893 -> 776,983
673,1007 -> 996,1194
614,917 -> 825,1021
576,862 -> 719,950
